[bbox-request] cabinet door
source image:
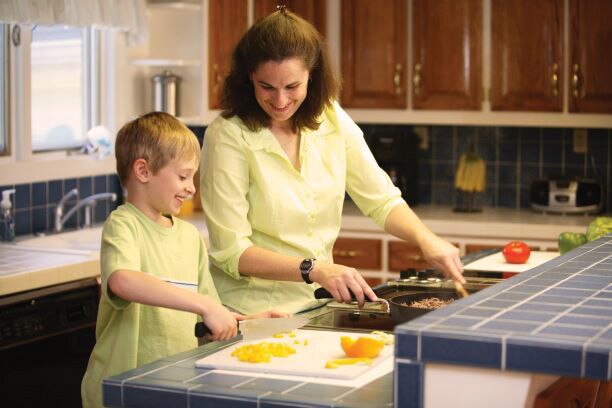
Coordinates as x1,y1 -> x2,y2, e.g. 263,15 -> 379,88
412,0 -> 482,110
341,0 -> 407,108
332,238 -> 382,270
208,0 -> 248,109
254,0 -> 327,37
490,0 -> 563,111
569,0 -> 612,113
388,241 -> 429,271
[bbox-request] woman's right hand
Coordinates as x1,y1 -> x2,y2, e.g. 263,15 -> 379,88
309,261 -> 378,307
200,298 -> 238,341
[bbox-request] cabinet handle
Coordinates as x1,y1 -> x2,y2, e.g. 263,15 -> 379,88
408,254 -> 424,261
412,63 -> 421,96
550,63 -> 559,97
394,63 -> 403,95
333,249 -> 362,258
572,63 -> 581,98
213,64 -> 222,94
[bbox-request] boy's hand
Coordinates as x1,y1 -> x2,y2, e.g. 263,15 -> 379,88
201,299 -> 238,341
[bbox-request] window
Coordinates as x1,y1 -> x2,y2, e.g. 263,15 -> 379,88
30,26 -> 96,152
0,25 -> 8,156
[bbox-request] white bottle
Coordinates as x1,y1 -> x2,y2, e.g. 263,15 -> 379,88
1,188 -> 15,242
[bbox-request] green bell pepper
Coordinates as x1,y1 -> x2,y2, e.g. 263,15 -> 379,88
558,232 -> 587,255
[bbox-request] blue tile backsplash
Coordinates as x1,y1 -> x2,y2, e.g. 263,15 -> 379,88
358,124 -> 612,213
0,174 -> 123,238
1,124 -> 609,240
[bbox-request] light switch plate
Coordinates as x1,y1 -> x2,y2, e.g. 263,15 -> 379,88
414,126 -> 428,150
573,129 -> 587,154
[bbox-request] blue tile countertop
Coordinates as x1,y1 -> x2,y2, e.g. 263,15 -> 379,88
103,337 -> 394,408
395,234 -> 612,408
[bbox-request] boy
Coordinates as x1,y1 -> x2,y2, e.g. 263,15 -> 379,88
81,112 -> 284,407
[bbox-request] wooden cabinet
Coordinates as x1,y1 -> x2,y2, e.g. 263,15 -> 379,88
569,0 -> 612,113
490,0 -> 563,111
465,243 -> 503,254
340,0 -> 407,108
332,237 -> 382,270
412,0 -> 482,110
388,241 -> 429,271
254,0 -> 327,37
534,377 -> 611,408
208,0 -> 248,109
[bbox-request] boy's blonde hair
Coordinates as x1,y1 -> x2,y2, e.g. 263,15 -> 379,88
115,112 -> 200,186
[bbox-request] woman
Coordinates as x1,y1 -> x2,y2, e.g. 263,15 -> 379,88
200,7 -> 463,314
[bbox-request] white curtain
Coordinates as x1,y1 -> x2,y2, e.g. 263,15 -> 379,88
0,0 -> 148,43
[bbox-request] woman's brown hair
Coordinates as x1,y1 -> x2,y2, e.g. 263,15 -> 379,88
221,8 -> 340,133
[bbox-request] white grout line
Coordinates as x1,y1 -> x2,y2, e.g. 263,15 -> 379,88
580,322 -> 612,377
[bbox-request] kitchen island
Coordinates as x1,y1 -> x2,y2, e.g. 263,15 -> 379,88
102,235 -> 611,408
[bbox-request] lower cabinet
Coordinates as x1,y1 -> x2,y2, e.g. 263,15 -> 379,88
534,377 -> 611,408
334,232 -> 560,282
332,237 -> 382,271
388,241 -> 429,271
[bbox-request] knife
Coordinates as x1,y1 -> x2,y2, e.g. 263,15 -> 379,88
194,315 -> 310,341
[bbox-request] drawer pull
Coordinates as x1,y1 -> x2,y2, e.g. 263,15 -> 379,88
408,254 -> 424,261
333,250 -> 362,258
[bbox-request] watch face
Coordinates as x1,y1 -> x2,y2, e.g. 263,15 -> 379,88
300,259 -> 313,271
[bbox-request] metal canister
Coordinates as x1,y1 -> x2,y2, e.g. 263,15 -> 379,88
152,70 -> 181,116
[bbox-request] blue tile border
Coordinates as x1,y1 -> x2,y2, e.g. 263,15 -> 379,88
395,360 -> 423,408
395,235 -> 612,388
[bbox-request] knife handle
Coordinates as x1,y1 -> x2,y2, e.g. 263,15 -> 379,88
194,322 -> 210,338
314,287 -> 357,300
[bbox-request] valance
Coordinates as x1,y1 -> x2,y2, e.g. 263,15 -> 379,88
0,0 -> 148,43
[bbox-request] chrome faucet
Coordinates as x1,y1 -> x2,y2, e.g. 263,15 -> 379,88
54,189 -> 117,232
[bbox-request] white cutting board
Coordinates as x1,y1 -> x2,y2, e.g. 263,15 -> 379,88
195,329 -> 393,379
464,251 -> 559,273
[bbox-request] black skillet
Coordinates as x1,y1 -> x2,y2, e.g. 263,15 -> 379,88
314,287 -> 460,324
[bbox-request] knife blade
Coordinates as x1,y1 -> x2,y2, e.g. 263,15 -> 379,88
194,315 -> 310,341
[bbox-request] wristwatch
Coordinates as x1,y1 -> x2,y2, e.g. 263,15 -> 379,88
299,258 -> 316,284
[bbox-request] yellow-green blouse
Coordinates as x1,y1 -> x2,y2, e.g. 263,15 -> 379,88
200,102 -> 404,314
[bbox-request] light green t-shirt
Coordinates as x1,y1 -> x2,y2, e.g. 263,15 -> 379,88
200,102 -> 404,315
81,203 -> 219,408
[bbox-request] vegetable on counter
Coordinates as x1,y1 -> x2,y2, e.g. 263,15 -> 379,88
559,216 -> 612,255
231,341 -> 296,363
558,232 -> 588,255
586,216 -> 612,242
502,240 -> 531,264
340,336 -> 385,358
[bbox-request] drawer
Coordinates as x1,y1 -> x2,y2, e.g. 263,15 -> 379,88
332,238 -> 382,270
388,241 -> 429,271
465,244 -> 503,254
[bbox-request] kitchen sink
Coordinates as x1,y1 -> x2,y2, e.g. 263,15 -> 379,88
16,227 -> 103,253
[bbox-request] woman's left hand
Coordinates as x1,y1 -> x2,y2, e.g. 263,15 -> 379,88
418,232 -> 464,283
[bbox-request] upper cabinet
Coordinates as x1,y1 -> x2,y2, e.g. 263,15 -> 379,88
254,0 -> 327,37
340,0 -> 407,109
569,0 -> 612,113
208,0 -> 248,109
412,0 -> 482,110
490,0 -> 563,111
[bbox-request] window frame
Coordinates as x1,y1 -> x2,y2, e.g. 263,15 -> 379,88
0,25 -> 116,186
0,25 -> 9,157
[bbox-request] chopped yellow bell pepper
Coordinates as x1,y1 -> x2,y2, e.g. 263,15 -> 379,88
325,357 -> 373,369
231,342 -> 296,363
